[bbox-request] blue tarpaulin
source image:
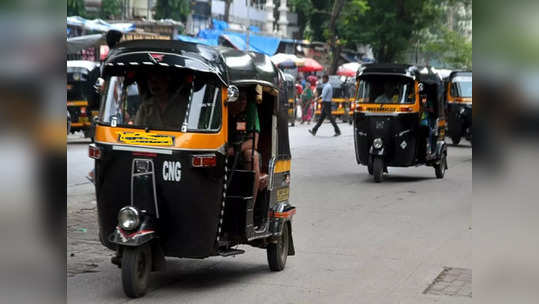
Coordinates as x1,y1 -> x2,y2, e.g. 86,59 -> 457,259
197,28 -> 280,56
175,35 -> 213,46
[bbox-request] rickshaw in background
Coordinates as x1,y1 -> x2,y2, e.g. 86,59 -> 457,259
352,64 -> 448,182
90,35 -> 296,298
314,75 -> 352,122
445,71 -> 472,145
283,73 -> 296,126
67,60 -> 101,137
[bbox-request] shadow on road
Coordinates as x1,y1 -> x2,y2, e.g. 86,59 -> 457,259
147,259 -> 271,294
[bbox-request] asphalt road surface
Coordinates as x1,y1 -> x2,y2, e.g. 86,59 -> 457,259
67,123 -> 472,304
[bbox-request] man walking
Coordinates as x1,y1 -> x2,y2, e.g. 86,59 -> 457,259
309,74 -> 341,136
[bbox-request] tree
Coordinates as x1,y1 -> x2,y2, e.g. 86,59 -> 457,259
288,0 -> 314,39
154,0 -> 191,23
100,0 -> 122,19
67,0 -> 86,17
326,0 -> 346,74
352,0 -> 442,63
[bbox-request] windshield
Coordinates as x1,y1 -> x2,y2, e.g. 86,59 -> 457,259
357,76 -> 415,104
451,76 -> 472,98
99,70 -> 221,132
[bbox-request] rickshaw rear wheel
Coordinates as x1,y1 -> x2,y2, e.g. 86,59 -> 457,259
267,222 -> 289,271
451,136 -> 461,145
373,158 -> 384,183
435,153 -> 447,179
121,244 -> 152,298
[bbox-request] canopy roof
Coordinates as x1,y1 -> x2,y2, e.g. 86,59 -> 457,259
102,39 -> 280,89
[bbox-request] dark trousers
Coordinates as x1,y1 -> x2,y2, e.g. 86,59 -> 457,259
312,102 -> 341,134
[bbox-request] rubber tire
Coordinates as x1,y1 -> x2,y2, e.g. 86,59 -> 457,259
267,222 -> 289,271
435,153 -> 447,179
367,163 -> 373,175
373,157 -> 384,183
451,136 -> 461,145
122,245 -> 152,298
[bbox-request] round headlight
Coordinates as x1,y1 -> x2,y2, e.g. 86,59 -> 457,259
118,206 -> 140,231
72,72 -> 81,81
373,138 -> 383,149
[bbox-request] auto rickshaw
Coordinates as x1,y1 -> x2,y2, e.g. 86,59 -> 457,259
314,75 -> 351,122
89,36 -> 296,298
352,64 -> 448,182
445,71 -> 472,145
67,60 -> 101,137
283,73 -> 296,126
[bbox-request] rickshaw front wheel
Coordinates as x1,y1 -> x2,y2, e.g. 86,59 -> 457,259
267,222 -> 289,271
451,136 -> 461,145
121,244 -> 152,298
373,158 -> 384,183
435,153 -> 447,179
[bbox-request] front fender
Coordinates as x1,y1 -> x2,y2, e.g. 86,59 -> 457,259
108,216 -> 158,247
369,146 -> 385,156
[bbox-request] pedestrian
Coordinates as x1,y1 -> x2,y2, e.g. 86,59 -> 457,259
309,74 -> 341,136
300,82 -> 313,124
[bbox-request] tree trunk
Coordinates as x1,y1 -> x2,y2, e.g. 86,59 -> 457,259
328,0 -> 346,74
224,0 -> 232,23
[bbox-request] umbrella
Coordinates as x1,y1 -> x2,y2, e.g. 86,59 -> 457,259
298,58 -> 323,72
277,59 -> 296,68
271,53 -> 305,67
337,62 -> 362,77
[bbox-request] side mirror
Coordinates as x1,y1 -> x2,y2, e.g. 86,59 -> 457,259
94,77 -> 104,94
227,85 -> 239,103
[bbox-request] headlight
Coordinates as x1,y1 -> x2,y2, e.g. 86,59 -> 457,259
118,206 -> 140,231
72,72 -> 81,81
373,138 -> 383,149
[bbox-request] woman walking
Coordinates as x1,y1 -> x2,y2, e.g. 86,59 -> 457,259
300,82 -> 314,124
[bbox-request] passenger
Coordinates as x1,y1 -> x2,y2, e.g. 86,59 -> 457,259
375,82 -> 398,103
228,91 -> 266,202
134,72 -> 190,130
420,92 -> 436,155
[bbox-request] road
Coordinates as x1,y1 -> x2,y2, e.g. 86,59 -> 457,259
67,123 -> 472,303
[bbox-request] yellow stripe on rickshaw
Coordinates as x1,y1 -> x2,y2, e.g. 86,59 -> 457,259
332,98 -> 347,102
67,100 -> 88,107
274,159 -> 291,173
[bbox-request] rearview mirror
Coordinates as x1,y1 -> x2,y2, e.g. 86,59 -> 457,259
227,85 -> 239,103
94,77 -> 104,94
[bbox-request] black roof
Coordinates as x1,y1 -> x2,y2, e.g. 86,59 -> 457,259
357,63 -> 443,84
449,70 -> 472,80
357,63 -> 418,78
103,39 -> 280,89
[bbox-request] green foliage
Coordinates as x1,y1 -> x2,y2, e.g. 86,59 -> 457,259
351,0 -> 442,62
423,28 -> 472,69
288,0 -> 314,39
67,0 -> 86,17
154,0 -> 191,23
100,0 -> 122,19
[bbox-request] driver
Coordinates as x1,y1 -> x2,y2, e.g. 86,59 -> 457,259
375,82 -> 398,103
134,72 -> 190,129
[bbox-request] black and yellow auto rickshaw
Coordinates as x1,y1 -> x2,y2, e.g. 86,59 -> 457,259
283,73 -> 296,126
89,36 -> 295,298
67,60 -> 101,137
314,75 -> 351,122
352,64 -> 448,182
445,71 -> 472,145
